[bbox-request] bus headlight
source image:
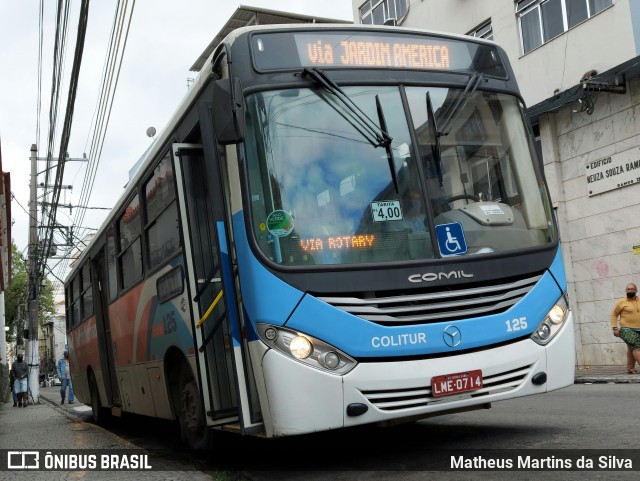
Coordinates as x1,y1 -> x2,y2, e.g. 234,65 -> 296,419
531,295 -> 569,345
257,324 -> 357,375
289,335 -> 312,359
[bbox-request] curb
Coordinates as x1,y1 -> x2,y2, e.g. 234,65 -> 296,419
574,376 -> 640,384
39,391 -> 89,422
39,393 -> 142,449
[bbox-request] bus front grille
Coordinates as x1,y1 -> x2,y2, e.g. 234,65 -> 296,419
359,365 -> 531,411
318,273 -> 542,326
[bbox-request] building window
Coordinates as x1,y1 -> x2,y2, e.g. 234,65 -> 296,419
516,0 -> 612,54
468,21 -> 493,40
360,0 -> 408,25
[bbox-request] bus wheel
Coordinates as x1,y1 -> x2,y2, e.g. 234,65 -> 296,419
178,373 -> 212,451
89,374 -> 105,425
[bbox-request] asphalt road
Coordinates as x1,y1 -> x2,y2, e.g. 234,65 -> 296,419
71,382 -> 640,480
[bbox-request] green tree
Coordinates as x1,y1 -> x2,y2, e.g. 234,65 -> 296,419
5,245 -> 27,345
4,244 -> 56,347
39,278 -> 56,326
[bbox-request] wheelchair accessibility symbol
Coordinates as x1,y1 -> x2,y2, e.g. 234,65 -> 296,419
435,222 -> 467,256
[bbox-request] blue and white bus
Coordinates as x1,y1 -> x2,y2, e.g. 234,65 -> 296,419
65,24 -> 574,450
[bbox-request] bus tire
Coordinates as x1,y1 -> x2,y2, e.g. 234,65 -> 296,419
89,374 -> 107,425
178,367 -> 212,451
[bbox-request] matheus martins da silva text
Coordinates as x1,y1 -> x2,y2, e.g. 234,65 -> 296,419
451,455 -> 633,470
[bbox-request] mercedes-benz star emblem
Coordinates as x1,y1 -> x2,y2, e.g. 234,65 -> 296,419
443,325 -> 462,348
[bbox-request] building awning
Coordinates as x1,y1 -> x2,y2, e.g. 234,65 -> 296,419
527,54 -> 640,124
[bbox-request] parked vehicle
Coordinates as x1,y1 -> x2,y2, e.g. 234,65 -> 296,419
43,373 -> 61,387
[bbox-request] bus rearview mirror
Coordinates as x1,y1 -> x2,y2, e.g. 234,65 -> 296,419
213,77 -> 245,145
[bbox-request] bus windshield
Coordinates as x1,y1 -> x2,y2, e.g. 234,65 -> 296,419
244,85 -> 555,266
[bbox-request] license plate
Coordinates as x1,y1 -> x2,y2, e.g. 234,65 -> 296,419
431,369 -> 483,397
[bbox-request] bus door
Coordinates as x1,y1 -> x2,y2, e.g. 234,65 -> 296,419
93,247 -> 121,407
172,143 -> 241,426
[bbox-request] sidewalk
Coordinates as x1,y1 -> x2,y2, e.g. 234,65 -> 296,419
574,365 -> 640,383
0,386 -> 213,479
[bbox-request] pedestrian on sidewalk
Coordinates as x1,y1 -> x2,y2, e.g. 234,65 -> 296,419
57,350 -> 74,404
10,353 -> 29,407
8,366 -> 18,407
610,283 -> 640,373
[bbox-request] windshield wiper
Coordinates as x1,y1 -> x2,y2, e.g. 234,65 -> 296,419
437,72 -> 484,136
302,68 -> 399,192
426,91 -> 443,187
302,68 -> 392,148
374,94 -> 399,193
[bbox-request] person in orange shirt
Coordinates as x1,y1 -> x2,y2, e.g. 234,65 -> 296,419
610,283 -> 640,373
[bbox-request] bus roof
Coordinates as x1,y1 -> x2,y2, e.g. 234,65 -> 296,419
189,5 -> 351,72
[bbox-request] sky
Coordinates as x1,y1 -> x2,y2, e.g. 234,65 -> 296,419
0,1 -> 354,283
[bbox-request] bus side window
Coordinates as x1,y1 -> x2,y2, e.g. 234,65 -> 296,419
72,274 -> 81,327
65,288 -> 70,332
106,225 -> 118,301
144,152 -> 180,271
81,262 -> 93,320
118,194 -> 143,290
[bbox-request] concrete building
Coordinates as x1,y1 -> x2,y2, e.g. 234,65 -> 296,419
350,0 -> 640,367
0,139 -> 13,400
38,299 -> 66,379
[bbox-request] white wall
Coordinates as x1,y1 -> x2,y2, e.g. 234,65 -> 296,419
53,301 -> 66,363
547,76 -> 640,365
351,0 -> 637,105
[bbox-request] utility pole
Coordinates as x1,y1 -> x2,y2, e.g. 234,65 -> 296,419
27,144 -> 40,403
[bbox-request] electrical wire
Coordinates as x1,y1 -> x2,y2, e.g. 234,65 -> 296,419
31,0 -> 135,281
36,0 -> 44,160
54,0 -> 137,282
75,0 -> 136,233
38,0 -> 91,282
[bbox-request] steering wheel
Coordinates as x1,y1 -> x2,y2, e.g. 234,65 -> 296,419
444,194 -> 480,204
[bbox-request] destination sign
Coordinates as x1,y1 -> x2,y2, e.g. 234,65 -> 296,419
298,234 -> 376,252
302,37 -> 451,69
251,30 -> 506,77
585,147 -> 640,196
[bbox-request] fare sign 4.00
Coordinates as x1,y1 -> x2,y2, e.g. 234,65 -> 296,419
431,369 -> 483,397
